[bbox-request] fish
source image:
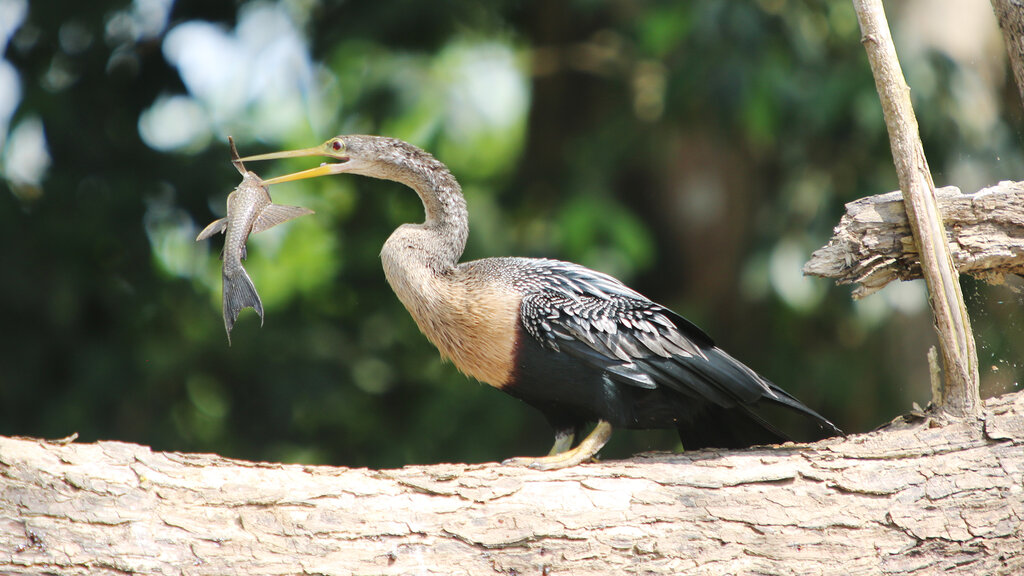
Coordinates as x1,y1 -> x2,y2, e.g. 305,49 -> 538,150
196,137 -> 314,343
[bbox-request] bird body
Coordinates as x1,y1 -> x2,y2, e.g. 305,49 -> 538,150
389,253 -> 836,450
243,135 -> 842,468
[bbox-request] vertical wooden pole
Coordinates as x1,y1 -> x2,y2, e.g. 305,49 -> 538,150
852,0 -> 980,417
991,0 -> 1024,107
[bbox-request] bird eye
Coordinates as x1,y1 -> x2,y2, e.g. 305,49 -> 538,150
331,139 -> 343,151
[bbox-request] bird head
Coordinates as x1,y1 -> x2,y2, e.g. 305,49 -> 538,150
240,135 -> 379,184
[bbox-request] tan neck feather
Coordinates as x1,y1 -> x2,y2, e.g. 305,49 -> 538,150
368,138 -> 517,388
381,234 -> 518,387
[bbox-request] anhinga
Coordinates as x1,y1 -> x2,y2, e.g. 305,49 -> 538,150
242,135 -> 842,469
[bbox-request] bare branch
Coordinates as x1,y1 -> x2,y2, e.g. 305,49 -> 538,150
991,0 -> 1024,107
852,0 -> 980,417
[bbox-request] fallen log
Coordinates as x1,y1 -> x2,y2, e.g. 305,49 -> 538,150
2,392 -> 1022,575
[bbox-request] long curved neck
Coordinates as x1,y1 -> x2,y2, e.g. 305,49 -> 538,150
375,140 -> 472,362
372,140 -> 468,271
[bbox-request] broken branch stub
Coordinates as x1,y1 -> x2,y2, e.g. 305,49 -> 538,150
804,180 -> 1024,298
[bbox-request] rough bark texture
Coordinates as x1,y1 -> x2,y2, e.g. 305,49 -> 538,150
853,0 -> 980,417
2,392 -> 1023,575
804,180 -> 1024,297
992,0 -> 1024,107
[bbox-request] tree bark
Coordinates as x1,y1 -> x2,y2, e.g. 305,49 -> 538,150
853,0 -> 980,418
992,0 -> 1024,107
804,180 -> 1024,296
2,392 -> 1022,575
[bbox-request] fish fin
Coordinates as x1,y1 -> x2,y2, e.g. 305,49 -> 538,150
252,204 -> 315,234
228,136 -> 246,175
223,265 -> 264,344
196,218 -> 227,241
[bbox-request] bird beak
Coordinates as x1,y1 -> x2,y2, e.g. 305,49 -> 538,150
260,163 -> 350,185
240,145 -> 351,185
239,145 -> 328,162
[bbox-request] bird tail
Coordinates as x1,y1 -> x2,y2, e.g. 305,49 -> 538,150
712,374 -> 843,448
663,345 -> 843,449
675,389 -> 842,451
758,380 -> 844,439
222,265 -> 264,344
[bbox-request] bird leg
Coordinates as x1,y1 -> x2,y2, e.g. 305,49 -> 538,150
547,427 -> 577,456
503,420 -> 612,470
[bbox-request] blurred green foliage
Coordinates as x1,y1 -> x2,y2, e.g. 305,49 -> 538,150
2,0 -> 1022,468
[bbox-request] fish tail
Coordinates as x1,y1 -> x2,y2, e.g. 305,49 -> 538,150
223,265 -> 264,343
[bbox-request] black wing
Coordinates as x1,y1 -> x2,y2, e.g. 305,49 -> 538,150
517,260 -> 840,441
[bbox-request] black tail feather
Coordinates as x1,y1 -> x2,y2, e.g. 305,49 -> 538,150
757,380 -> 844,439
676,406 -> 789,450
